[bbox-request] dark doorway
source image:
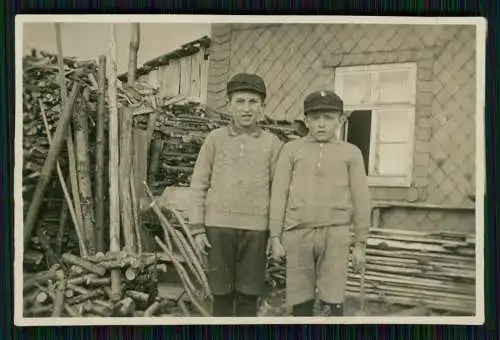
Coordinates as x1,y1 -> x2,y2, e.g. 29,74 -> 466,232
346,110 -> 372,175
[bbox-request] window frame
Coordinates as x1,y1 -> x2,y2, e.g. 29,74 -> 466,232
334,62 -> 418,188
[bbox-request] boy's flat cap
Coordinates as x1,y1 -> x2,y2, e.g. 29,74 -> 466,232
304,90 -> 343,114
227,73 -> 267,100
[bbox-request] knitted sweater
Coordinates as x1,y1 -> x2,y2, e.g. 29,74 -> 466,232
189,125 -> 283,234
269,135 -> 371,243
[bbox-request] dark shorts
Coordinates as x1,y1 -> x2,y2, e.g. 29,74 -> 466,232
205,227 -> 269,296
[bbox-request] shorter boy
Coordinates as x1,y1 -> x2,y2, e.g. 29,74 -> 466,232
269,90 -> 371,317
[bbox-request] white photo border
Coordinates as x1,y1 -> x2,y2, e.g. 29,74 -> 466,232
14,14 -> 487,326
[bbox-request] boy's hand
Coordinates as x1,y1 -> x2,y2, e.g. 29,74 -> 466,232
351,242 -> 366,273
194,233 -> 211,255
270,237 -> 286,261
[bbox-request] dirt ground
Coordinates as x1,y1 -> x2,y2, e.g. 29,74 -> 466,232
256,284 -> 447,317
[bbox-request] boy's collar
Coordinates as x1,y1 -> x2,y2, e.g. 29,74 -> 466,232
304,133 -> 341,143
228,123 -> 262,138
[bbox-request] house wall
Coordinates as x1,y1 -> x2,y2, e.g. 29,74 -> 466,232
206,23 -> 477,234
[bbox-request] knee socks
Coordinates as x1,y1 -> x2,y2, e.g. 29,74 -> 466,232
235,291 -> 259,317
292,299 -> 315,316
212,292 -> 259,317
212,293 -> 234,317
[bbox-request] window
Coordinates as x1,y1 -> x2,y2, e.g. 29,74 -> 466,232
335,63 -> 417,187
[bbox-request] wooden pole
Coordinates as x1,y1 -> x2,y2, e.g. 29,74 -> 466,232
74,87 -> 96,255
95,55 -> 107,253
119,106 -> 137,253
128,23 -> 140,86
39,100 -> 87,256
54,23 -> 85,237
108,24 -> 122,301
23,83 -> 81,245
119,23 -> 141,253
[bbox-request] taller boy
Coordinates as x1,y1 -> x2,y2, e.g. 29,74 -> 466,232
189,73 -> 283,317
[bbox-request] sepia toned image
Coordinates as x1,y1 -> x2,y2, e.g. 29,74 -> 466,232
14,15 -> 486,325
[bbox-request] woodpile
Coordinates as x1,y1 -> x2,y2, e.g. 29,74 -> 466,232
23,50 -> 106,262
265,228 -> 476,315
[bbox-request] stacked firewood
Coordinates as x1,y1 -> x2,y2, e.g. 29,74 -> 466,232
265,228 -> 476,315
23,51 -> 101,201
23,50 -> 107,263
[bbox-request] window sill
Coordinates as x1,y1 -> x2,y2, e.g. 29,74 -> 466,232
367,176 -> 412,188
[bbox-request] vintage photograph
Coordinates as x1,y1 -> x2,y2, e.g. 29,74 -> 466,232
14,15 -> 486,325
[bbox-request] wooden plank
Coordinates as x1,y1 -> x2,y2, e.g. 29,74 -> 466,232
168,60 -> 181,98
189,53 -> 201,99
179,56 -> 192,96
199,48 -> 209,105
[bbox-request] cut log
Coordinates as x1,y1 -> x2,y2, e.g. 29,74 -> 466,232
62,253 -> 106,276
51,278 -> 67,317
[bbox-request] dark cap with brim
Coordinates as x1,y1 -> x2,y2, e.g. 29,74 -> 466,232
304,90 -> 343,115
227,73 -> 267,100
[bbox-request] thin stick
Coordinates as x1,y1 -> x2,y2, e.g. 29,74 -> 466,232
95,54 -> 107,253
54,23 -> 84,237
74,87 -> 96,255
108,23 -> 122,301
144,184 -> 209,297
168,207 -> 202,260
55,201 -> 69,257
155,237 -> 211,317
39,100 -> 86,256
174,229 -> 212,300
23,83 -> 81,246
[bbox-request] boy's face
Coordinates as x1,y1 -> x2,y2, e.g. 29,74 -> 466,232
228,91 -> 263,128
305,110 -> 344,142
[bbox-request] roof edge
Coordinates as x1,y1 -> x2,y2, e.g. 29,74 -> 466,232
118,35 -> 211,82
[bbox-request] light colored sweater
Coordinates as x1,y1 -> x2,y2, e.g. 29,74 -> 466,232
189,125 -> 283,234
269,135 -> 371,243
